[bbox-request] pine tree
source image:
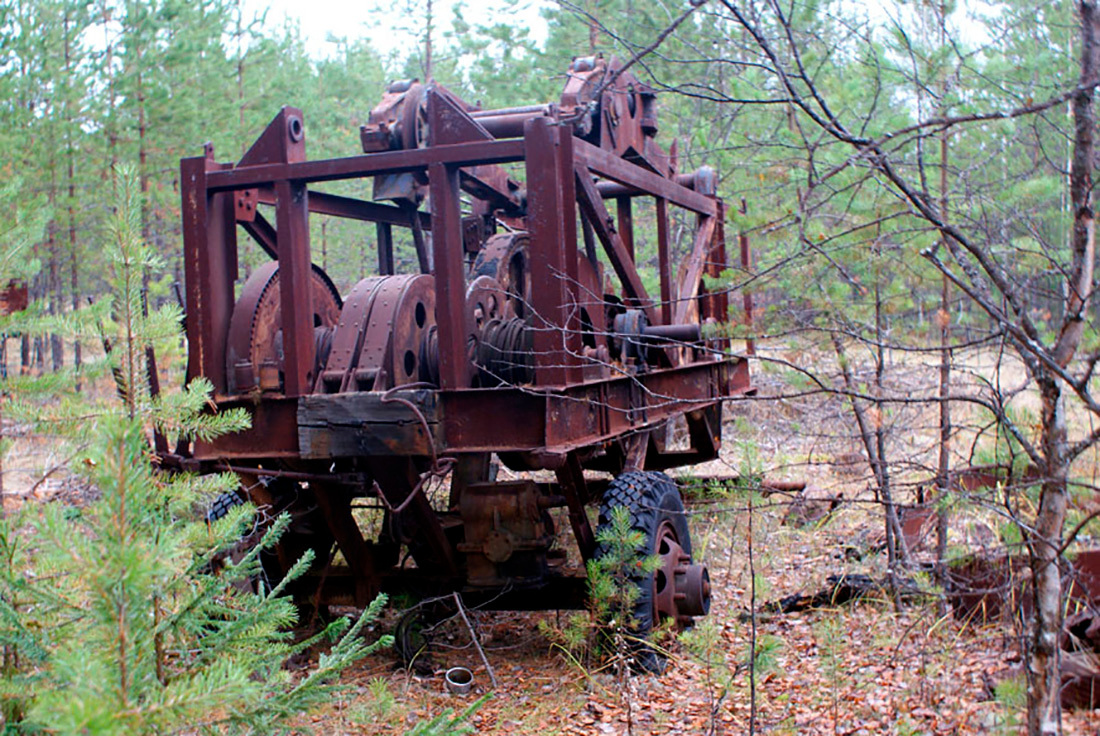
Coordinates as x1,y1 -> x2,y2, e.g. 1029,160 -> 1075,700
0,170 -> 392,734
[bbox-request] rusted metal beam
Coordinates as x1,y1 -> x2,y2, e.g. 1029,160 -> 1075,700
240,211 -> 278,259
275,179 -> 315,396
576,139 -> 717,216
525,117 -> 583,386
206,138 -> 526,192
377,222 -> 394,275
596,172 -> 700,199
616,196 -> 634,260
181,153 -> 237,394
314,486 -> 377,604
429,163 -> 469,389
574,164 -> 656,323
441,357 -> 746,454
256,186 -> 432,229
193,398 -> 301,460
556,453 -> 596,562
656,197 -> 672,325
673,216 -> 717,326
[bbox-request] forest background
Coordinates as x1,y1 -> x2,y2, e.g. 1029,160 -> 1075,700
3,0 -> 1100,734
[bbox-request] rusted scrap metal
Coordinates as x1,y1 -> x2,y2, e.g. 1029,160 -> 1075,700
171,56 -> 753,648
946,550 -> 1100,625
0,281 -> 28,316
1062,605 -> 1100,709
759,481 -> 843,528
972,551 -> 1100,710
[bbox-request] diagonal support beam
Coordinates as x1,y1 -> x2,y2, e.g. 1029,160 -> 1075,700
573,165 -> 656,324
240,211 -> 278,260
674,216 -> 717,326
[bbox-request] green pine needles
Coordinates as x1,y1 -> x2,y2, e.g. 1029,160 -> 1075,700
0,167 -> 392,734
0,418 -> 390,734
541,506 -> 663,670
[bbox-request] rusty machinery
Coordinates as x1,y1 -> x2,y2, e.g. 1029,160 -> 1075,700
170,56 -> 753,664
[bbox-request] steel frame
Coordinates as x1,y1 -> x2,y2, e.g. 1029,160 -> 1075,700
174,59 -> 752,612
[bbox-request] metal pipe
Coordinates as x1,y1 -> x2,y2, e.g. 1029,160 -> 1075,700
470,104 -> 552,118
477,111 -> 547,140
219,463 -> 366,487
596,172 -> 699,199
643,324 -> 702,342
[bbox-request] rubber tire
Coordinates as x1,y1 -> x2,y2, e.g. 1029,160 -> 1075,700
206,490 -> 246,524
595,470 -> 692,674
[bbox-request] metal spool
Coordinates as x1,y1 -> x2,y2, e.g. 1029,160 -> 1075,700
465,275 -> 508,333
314,276 -> 388,394
352,274 -> 436,391
418,275 -> 508,388
476,317 -> 533,386
226,261 -> 342,395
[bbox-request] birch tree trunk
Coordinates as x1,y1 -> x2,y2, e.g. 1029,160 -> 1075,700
1027,3 -> 1099,733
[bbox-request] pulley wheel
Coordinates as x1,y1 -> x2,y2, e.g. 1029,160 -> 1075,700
226,261 -> 342,395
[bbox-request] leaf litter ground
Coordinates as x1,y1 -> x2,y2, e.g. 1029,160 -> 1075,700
302,352 -> 1100,735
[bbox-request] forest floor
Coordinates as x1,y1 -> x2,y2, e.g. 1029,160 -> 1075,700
7,346 -> 1100,734
298,348 -> 1100,735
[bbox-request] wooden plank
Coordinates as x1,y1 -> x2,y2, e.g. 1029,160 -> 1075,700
297,390 -> 442,458
298,390 -> 441,428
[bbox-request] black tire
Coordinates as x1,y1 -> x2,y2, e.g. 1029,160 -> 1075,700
595,470 -> 692,674
205,490 -> 246,524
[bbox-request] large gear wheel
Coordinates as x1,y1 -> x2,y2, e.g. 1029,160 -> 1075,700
472,233 -> 530,319
226,261 -> 342,395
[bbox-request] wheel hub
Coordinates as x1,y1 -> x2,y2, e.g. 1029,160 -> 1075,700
653,520 -> 711,622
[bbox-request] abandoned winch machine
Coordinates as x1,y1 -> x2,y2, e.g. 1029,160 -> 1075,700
170,56 -> 753,653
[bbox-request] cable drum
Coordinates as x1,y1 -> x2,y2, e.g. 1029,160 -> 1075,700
476,317 -> 533,386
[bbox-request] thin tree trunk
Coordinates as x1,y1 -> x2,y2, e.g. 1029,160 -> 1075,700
1029,380 -> 1069,736
935,13 -> 952,607
64,9 -> 81,386
424,0 -> 433,82
1027,4 -> 1100,733
588,0 -> 600,53
831,332 -> 909,575
47,144 -> 62,373
873,235 -> 910,570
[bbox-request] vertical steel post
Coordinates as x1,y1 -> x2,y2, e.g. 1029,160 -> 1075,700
275,179 -> 314,395
377,222 -> 394,275
525,117 -> 582,386
617,196 -> 634,260
656,196 -> 672,325
181,153 -> 237,395
429,162 -> 468,389
706,199 -> 730,343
